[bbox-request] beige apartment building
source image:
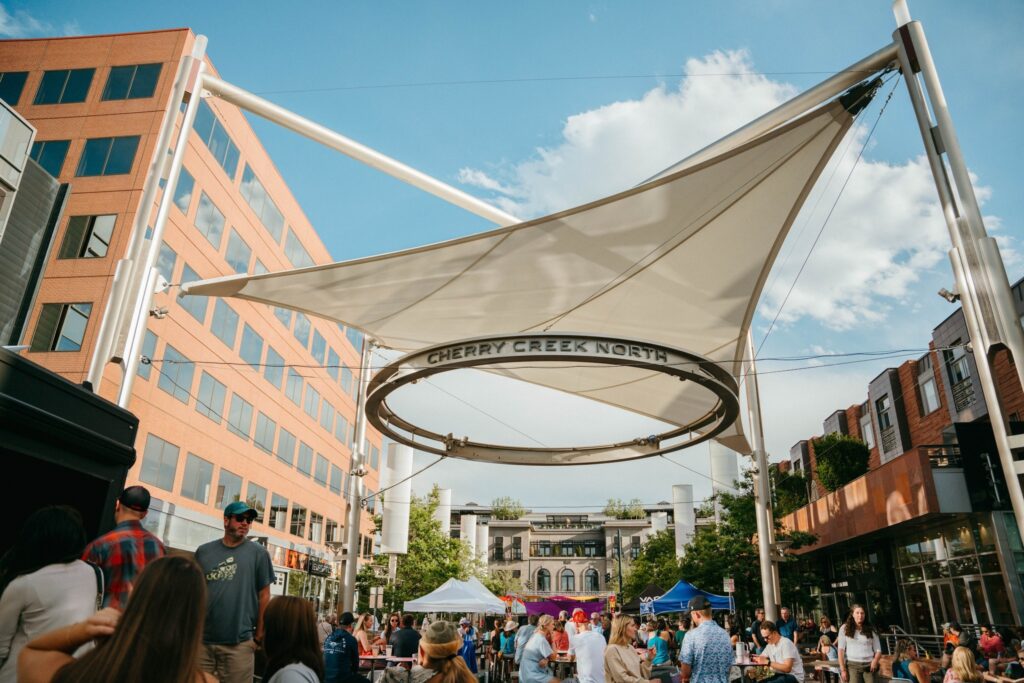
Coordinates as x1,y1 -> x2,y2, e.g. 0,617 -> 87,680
0,29 -> 381,609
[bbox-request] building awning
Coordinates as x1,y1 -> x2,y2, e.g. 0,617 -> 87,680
184,92 -> 866,457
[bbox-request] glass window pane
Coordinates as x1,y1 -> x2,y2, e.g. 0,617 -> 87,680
290,504 -> 307,537
178,264 -> 208,323
139,433 -> 179,492
225,229 -> 252,274
329,465 -> 342,494
293,312 -> 310,348
180,453 -> 213,504
0,71 -> 28,105
76,138 -> 111,176
270,494 -> 288,530
273,307 -> 293,329
334,415 -> 349,447
285,368 -> 303,405
195,192 -> 225,249
311,330 -> 326,365
277,428 -> 296,467
34,70 -> 67,104
240,324 -> 264,369
319,401 -> 335,432
195,372 -> 226,424
210,299 -> 239,349
137,330 -> 158,380
83,215 -> 115,258
246,483 -> 267,525
102,65 -> 133,100
215,468 -> 243,508
264,346 -> 284,389
303,386 -> 320,420
314,454 -> 329,486
128,63 -> 161,99
254,413 -> 277,454
103,136 -> 139,175
30,139 -> 70,177
227,393 -> 253,440
284,228 -> 314,268
156,241 -> 177,283
173,166 -> 195,214
192,99 -> 215,142
156,343 -> 194,403
297,442 -> 313,476
327,348 -> 340,380
61,68 -> 94,103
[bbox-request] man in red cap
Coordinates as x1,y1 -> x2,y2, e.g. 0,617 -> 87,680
82,485 -> 165,609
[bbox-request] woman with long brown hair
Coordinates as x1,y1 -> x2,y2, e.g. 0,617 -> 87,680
382,620 -> 476,683
18,555 -> 214,683
262,596 -> 324,682
605,614 -> 659,683
837,605 -> 881,683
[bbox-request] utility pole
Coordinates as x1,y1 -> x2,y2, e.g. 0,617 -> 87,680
616,529 -> 624,596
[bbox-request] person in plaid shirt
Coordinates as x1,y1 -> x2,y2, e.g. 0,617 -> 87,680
82,485 -> 165,609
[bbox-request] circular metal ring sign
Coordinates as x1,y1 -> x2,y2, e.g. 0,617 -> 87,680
365,333 -> 740,466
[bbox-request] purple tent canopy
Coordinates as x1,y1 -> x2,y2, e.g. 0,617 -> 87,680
525,597 -> 606,617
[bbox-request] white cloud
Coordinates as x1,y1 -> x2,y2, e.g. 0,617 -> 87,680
0,4 -> 75,37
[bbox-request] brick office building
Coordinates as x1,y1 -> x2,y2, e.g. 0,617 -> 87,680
0,29 -> 382,609
781,281 -> 1024,629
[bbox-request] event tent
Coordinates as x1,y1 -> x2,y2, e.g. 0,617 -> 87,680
620,584 -> 667,614
403,577 -> 506,614
650,580 -> 732,614
183,79 -> 882,461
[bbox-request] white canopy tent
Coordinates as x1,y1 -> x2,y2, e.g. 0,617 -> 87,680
403,577 -> 506,614
184,94 -> 869,457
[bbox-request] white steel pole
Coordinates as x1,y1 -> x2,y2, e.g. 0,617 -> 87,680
86,38 -> 207,393
745,331 -> 779,621
117,61 -> 207,407
200,75 -> 521,228
893,1 -> 1024,543
342,337 -> 373,612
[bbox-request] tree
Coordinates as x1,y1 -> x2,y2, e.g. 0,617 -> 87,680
771,469 -> 809,516
621,530 -> 680,602
483,568 -> 524,597
491,497 -> 526,520
603,498 -> 645,520
356,485 -> 475,612
676,469 -> 818,616
813,433 -> 870,492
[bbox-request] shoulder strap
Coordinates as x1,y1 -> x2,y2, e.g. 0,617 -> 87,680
85,560 -> 104,610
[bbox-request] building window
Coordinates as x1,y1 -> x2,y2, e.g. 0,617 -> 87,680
285,368 -> 304,405
293,312 -> 311,348
303,386 -> 320,421
325,518 -> 340,543
227,393 -> 254,440
246,482 -> 267,524
102,63 -> 161,100
264,346 -> 284,389
270,494 -> 288,530
327,348 -> 340,380
180,453 -> 213,504
334,415 -> 350,447
493,536 -> 504,561
536,541 -> 551,557
195,192 -> 225,249
310,330 -> 326,366
156,242 -> 177,283
919,375 -> 940,415
137,330 -> 158,380
583,568 -> 599,592
512,537 -> 522,560
320,401 -> 335,433
240,164 -> 284,242
224,229 -> 252,274
173,166 -> 195,214
156,344 -> 194,403
314,454 -> 329,487
29,139 -> 70,177
341,365 -> 353,395
192,100 -> 240,179
284,228 -> 314,268
214,468 -> 242,508
297,442 -> 313,477
277,428 -> 297,467
630,536 -> 641,560
34,68 -> 94,105
195,372 -> 226,424
309,512 -> 323,543
290,504 -> 307,537
875,394 -> 893,431
329,464 -> 343,494
30,302 -> 92,352
346,327 -> 363,350
76,136 -> 140,176
254,413 -> 277,454
0,71 -> 28,105
240,324 -> 264,369
178,264 -> 208,323
859,410 -> 875,449
273,306 -> 293,329
536,569 -> 550,592
559,569 -> 575,592
254,260 -> 268,274
210,300 -> 239,349
58,215 -> 115,259
139,433 -> 179,492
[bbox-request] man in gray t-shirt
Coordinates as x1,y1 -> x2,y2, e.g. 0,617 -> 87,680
196,501 -> 274,683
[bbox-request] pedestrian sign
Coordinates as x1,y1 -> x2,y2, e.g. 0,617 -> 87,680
723,577 -> 735,593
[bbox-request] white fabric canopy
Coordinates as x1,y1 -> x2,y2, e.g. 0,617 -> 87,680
185,97 -> 860,455
403,577 -> 506,614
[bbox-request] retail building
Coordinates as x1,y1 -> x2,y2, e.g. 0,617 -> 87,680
0,29 -> 381,610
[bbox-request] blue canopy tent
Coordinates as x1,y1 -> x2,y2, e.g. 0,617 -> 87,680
650,580 -> 733,614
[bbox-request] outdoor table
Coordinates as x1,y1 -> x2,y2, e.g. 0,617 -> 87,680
813,660 -> 842,683
550,653 -> 576,680
360,655 -> 417,681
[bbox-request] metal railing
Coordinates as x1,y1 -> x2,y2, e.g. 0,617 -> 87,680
922,444 -> 963,468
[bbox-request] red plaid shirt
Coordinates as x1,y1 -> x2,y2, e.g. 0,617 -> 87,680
82,520 -> 165,609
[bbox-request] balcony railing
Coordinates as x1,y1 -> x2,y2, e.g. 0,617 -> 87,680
951,377 -> 977,412
923,444 -> 962,468
531,542 -> 606,558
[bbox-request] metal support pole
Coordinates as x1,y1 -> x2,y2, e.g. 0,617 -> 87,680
616,529 -> 624,597
893,1 -> 1024,544
342,338 -> 373,612
86,38 -> 207,393
745,331 -> 779,621
117,60 -> 207,407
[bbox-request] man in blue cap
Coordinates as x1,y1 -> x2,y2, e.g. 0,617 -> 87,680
196,500 -> 275,683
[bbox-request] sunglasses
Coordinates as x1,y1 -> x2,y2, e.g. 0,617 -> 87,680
228,514 -> 255,523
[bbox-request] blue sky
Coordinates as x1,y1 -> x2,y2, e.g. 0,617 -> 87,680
5,1 -> 1024,508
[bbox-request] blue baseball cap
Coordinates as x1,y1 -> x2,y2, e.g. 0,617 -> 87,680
224,501 -> 257,520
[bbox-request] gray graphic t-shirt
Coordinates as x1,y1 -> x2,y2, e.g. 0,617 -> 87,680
195,538 -> 274,644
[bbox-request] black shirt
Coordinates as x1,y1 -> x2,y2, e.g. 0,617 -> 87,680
750,619 -> 768,649
390,627 -> 422,658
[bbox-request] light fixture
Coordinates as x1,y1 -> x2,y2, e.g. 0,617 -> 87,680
938,288 -> 961,303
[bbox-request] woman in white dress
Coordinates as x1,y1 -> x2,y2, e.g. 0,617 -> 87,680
0,506 -> 98,683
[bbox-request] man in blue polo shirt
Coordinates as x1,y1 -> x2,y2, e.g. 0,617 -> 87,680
777,607 -> 800,644
679,596 -> 733,683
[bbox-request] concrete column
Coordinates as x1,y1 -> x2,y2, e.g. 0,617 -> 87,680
462,514 -> 477,558
476,523 -> 490,568
672,485 -> 695,558
434,488 -> 452,535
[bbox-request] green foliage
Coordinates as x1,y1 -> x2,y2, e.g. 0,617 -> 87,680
491,497 -> 526,520
621,530 -> 680,602
771,469 -> 809,516
482,569 -> 524,596
674,469 -> 819,615
356,485 -> 475,613
813,433 -> 870,492
603,498 -> 646,520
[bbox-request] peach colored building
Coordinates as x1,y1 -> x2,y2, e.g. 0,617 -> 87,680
0,29 -> 382,609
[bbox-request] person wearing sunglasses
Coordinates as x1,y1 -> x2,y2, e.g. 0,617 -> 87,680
195,501 -> 274,683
